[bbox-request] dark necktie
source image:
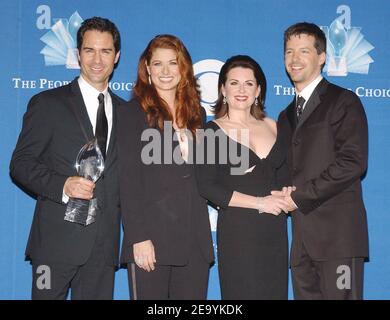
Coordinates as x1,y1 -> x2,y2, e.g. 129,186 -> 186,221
296,95 -> 306,119
96,93 -> 108,159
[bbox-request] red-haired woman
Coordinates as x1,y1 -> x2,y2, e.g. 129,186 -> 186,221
117,35 -> 214,299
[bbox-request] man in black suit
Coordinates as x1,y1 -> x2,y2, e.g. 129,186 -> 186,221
10,17 -> 124,299
273,22 -> 369,299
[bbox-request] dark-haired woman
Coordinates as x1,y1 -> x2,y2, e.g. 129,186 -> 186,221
117,35 -> 214,300
196,55 -> 294,299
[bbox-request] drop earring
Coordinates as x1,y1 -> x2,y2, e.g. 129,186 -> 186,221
255,97 -> 258,106
223,96 -> 227,105
148,74 -> 152,85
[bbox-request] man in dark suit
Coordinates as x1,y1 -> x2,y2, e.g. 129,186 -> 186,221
10,17 -> 124,299
273,22 -> 369,299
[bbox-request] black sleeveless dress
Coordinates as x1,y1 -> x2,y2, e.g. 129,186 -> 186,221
196,121 -> 289,299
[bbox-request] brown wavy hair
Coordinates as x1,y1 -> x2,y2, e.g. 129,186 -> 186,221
133,34 -> 202,136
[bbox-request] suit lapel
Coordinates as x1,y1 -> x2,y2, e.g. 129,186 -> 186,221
68,78 -> 94,143
69,80 -> 121,169
104,90 -> 120,169
286,99 -> 297,132
295,78 -> 329,132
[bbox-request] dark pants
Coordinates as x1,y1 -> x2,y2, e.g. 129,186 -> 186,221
291,245 -> 364,300
31,239 -> 115,300
128,243 -> 210,300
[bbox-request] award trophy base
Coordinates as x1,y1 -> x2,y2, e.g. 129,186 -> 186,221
64,198 -> 97,226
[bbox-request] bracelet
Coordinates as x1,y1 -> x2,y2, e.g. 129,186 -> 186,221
256,197 -> 264,214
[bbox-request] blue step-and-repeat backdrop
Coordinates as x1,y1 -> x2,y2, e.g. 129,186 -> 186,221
1,0 -> 389,299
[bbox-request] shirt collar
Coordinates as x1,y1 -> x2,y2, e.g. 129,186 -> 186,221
296,74 -> 323,102
78,75 -> 109,100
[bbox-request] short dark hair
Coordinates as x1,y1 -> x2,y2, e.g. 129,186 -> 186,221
284,22 -> 326,55
214,55 -> 267,120
77,17 -> 121,53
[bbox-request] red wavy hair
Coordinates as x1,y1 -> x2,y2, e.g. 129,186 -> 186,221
133,34 -> 202,136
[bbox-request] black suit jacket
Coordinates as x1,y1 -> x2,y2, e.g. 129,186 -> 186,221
277,78 -> 369,265
117,98 -> 214,266
10,78 -> 124,267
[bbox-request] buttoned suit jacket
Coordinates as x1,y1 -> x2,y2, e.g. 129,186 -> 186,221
10,78 -> 124,267
116,98 -> 214,267
277,78 -> 369,266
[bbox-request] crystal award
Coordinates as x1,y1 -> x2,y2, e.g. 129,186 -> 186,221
64,139 -> 104,226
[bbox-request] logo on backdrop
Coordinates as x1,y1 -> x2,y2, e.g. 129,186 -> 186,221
320,5 -> 374,77
193,59 -> 224,116
36,5 -> 83,69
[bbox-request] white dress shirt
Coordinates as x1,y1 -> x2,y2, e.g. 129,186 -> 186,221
62,76 -> 113,203
296,74 -> 323,111
78,75 -> 113,147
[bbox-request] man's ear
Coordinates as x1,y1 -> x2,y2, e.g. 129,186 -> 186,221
319,51 -> 326,67
115,50 -> 121,64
